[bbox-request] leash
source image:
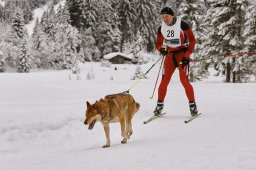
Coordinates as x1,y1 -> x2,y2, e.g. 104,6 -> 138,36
124,55 -> 164,93
179,51 -> 256,65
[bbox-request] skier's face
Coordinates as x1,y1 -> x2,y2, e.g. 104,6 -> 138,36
161,14 -> 173,25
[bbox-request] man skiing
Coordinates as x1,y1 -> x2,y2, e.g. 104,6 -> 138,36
154,7 -> 198,116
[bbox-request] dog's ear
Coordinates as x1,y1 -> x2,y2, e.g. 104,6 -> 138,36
86,101 -> 91,108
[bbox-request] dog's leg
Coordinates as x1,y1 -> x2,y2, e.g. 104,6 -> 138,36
127,114 -> 133,139
128,123 -> 133,138
125,116 -> 130,139
127,105 -> 136,139
102,122 -> 110,148
119,116 -> 128,144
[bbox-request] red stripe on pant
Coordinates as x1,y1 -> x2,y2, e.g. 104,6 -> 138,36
158,52 -> 195,102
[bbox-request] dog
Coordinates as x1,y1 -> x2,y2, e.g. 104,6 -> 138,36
84,93 -> 140,148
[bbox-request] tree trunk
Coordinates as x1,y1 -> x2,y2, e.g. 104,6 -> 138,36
226,61 -> 231,83
232,71 -> 236,83
189,69 -> 194,82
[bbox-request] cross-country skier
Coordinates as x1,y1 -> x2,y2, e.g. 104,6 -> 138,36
153,7 -> 198,116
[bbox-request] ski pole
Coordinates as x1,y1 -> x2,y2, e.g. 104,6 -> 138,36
124,55 -> 164,93
150,55 -> 165,99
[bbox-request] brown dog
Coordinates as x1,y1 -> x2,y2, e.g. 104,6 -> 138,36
84,93 -> 140,148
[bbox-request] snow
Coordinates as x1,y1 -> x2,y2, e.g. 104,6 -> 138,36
103,52 -> 133,60
25,0 -> 66,37
0,0 -> 5,7
1,62 -> 256,170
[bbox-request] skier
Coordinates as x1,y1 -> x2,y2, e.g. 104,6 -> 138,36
153,7 -> 198,116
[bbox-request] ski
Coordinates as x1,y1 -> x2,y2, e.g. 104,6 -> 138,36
143,112 -> 166,124
184,113 -> 202,123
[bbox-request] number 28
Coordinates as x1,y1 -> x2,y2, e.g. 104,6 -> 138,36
167,30 -> 174,37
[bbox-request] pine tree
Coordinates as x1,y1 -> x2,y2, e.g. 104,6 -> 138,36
66,0 -> 84,29
132,32 -> 144,64
95,0 -> 121,56
0,50 -> 5,72
202,0 -> 248,83
32,19 -> 43,49
244,3 -> 256,53
243,2 -> 256,82
81,27 -> 100,61
178,0 -> 208,82
111,26 -> 122,52
135,0 -> 159,52
131,65 -> 147,80
95,21 -> 113,56
49,5 -> 82,69
117,0 -> 137,51
80,0 -> 97,29
0,1 -> 33,24
11,8 -> 25,42
17,39 -> 32,73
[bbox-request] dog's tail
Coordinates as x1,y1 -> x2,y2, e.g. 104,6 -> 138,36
135,102 -> 140,112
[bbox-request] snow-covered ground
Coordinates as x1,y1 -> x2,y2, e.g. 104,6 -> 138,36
0,62 -> 256,170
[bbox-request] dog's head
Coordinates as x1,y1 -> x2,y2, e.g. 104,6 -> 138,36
84,101 -> 103,130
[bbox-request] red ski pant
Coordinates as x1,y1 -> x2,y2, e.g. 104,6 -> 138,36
158,52 -> 195,102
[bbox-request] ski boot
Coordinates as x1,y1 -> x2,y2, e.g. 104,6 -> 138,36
154,101 -> 164,116
189,101 -> 198,116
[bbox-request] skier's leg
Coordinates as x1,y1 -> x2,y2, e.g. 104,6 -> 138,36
178,60 -> 198,115
154,53 -> 176,115
178,64 -> 195,102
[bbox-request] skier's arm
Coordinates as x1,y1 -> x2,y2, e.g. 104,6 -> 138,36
155,26 -> 164,52
182,21 -> 196,58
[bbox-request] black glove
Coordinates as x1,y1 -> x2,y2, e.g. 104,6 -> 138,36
181,57 -> 190,69
159,48 -> 168,56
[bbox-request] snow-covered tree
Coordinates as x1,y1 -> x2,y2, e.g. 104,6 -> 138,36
131,65 -> 147,80
81,27 -> 100,61
11,8 -> 25,44
0,1 -> 33,24
135,0 -> 159,52
66,0 -> 84,29
178,0 -> 208,82
95,21 -> 114,56
244,3 -> 256,53
202,0 -> 248,83
111,26 -> 122,52
242,3 -> 256,82
0,50 -> 5,72
80,0 -> 98,29
17,39 -> 32,73
32,19 -> 44,50
132,32 -> 144,64
0,22 -> 19,68
117,0 -> 137,51
50,23 -> 81,69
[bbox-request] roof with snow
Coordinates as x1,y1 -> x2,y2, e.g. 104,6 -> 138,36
103,52 -> 133,60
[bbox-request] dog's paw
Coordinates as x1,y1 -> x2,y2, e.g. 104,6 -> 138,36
121,139 -> 127,144
102,144 -> 110,148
